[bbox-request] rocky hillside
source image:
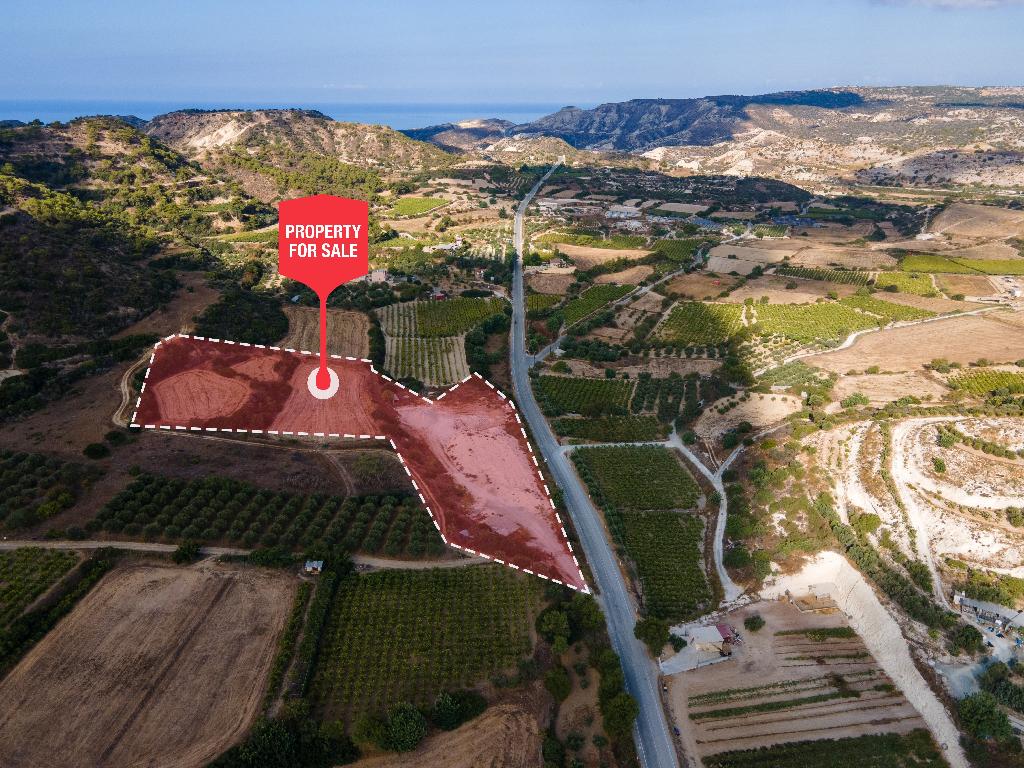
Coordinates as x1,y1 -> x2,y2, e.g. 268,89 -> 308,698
147,109 -> 453,171
402,118 -> 512,153
497,87 -> 1024,189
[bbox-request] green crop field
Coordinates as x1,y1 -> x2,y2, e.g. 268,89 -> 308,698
390,197 -> 448,217
573,446 -> 700,513
903,254 -> 1024,275
415,297 -> 504,336
874,272 -> 936,296
657,302 -> 743,345
216,228 -> 278,243
620,510 -> 710,621
652,238 -> 704,263
839,295 -> 935,323
758,361 -> 835,390
0,450 -> 101,529
949,369 -> 1024,395
553,415 -> 669,442
562,285 -> 633,326
310,566 -> 542,722
91,476 -> 445,557
535,376 -> 633,416
774,266 -> 870,286
752,302 -> 878,343
537,231 -> 646,250
751,224 -> 787,238
704,729 -> 948,768
0,548 -> 79,627
526,293 -> 562,312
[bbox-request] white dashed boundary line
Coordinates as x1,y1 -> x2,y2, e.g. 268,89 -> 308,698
128,333 -> 588,593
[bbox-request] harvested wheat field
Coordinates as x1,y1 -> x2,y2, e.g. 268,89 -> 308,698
937,274 -> 997,298
723,275 -> 858,305
807,311 -> 1024,373
556,243 -> 651,269
594,265 -> 654,284
281,306 -> 370,358
0,562 -> 294,768
930,202 -> 1024,238
355,701 -> 542,768
666,601 -> 927,758
527,271 -> 576,295
665,273 -> 738,299
788,246 -> 897,270
832,372 -> 949,405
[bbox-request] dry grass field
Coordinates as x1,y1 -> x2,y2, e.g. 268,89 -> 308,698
807,311 -> 1024,373
556,243 -> 651,269
594,264 -> 654,284
787,247 -> 897,270
526,272 -> 576,295
831,372 -> 949,405
666,602 -> 927,759
930,202 -> 1024,238
936,274 -> 997,297
281,306 -> 370,358
694,393 -> 802,442
665,273 -> 737,299
707,244 -> 797,264
722,275 -> 859,305
0,562 -> 294,768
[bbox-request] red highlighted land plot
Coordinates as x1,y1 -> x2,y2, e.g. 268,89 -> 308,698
131,335 -> 587,592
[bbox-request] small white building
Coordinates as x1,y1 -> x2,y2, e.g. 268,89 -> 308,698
304,560 -> 324,575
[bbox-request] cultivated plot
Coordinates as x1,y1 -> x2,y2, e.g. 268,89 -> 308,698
131,335 -> 586,591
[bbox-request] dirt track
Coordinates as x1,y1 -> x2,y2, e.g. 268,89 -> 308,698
0,562 -> 293,768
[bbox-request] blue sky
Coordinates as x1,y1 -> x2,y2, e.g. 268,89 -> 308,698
2,0 -> 1023,105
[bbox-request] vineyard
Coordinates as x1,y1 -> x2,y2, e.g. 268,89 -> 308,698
526,293 -> 562,312
384,334 -> 468,386
562,285 -> 634,326
553,415 -> 668,442
774,266 -> 870,286
417,297 -> 505,336
572,446 -> 700,515
90,475 -> 446,557
620,510 -> 710,621
839,295 -> 935,323
657,302 -> 744,345
535,375 -> 634,417
874,272 -> 936,296
751,302 -> 878,343
390,197 -> 449,217
0,451 -> 101,529
0,548 -> 79,627
948,369 -> 1024,395
309,566 -> 542,722
902,254 -> 1024,275
703,730 -> 947,768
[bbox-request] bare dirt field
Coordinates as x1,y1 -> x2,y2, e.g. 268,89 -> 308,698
556,243 -> 651,269
665,273 -> 738,299
788,247 -> 897,270
0,562 -> 294,768
695,393 -> 802,441
708,244 -> 797,264
706,256 -> 764,276
930,202 -> 1024,238
793,221 -> 878,243
355,699 -> 543,768
807,311 -> 1024,373
665,601 -> 926,758
832,372 -> 949,405
937,274 -> 998,297
527,272 -> 576,294
281,306 -> 370,358
594,265 -> 654,284
724,275 -> 858,305
942,242 -> 1023,261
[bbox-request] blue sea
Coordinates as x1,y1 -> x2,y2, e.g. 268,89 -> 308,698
0,100 -> 566,130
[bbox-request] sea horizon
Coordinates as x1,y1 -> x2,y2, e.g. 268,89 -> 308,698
0,99 -> 572,130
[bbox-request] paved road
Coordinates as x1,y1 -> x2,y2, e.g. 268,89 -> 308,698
510,161 -> 680,768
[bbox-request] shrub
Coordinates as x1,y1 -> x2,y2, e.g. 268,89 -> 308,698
172,540 -> 201,564
634,616 -> 670,655
82,443 -> 110,459
544,666 -> 571,702
743,614 -> 765,632
383,703 -> 428,752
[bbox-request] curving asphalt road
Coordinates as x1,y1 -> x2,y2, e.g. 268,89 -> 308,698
510,161 -> 680,768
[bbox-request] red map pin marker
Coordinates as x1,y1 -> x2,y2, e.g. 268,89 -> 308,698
278,195 -> 369,394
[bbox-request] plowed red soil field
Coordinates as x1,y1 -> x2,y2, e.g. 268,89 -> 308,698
132,335 -> 586,591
